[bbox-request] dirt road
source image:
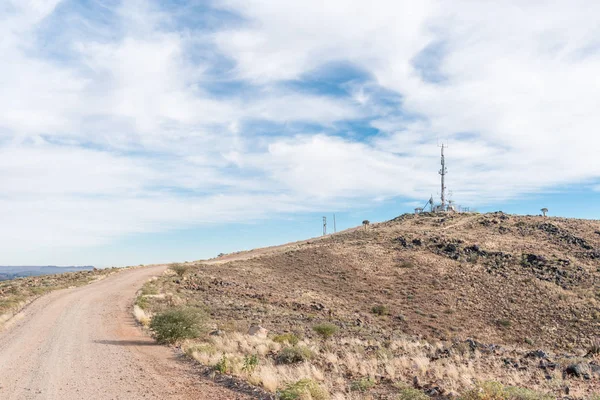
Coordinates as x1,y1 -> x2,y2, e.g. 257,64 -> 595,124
0,265 -> 251,400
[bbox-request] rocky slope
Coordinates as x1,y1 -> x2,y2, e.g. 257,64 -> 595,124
142,213 -> 600,399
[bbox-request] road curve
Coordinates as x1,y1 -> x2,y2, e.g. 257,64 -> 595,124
0,265 -> 249,400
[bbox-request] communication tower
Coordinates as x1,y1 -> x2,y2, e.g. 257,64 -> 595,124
439,143 -> 447,210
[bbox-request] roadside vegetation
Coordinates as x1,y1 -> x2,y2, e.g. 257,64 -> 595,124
135,214 -> 600,398
0,267 -> 122,326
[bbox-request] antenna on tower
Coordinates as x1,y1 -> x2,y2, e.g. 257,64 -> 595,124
322,216 -> 327,235
438,143 -> 448,211
333,213 -> 336,233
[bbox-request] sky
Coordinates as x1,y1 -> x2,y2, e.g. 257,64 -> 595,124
2,0 -> 600,267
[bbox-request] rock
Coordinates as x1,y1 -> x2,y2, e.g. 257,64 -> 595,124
539,223 -> 560,234
563,363 -> 591,379
413,376 -> 421,389
248,324 -> 268,338
525,350 -> 549,359
394,236 -> 410,247
503,358 -> 519,369
209,329 -> 224,336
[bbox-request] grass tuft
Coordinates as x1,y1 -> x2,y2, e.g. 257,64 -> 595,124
371,305 -> 390,316
277,346 -> 314,364
273,333 -> 300,346
312,323 -> 338,340
279,379 -> 329,400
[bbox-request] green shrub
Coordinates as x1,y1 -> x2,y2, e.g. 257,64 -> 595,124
460,381 -> 505,400
140,283 -> 158,295
459,382 -> 552,400
397,387 -> 429,400
497,319 -> 511,328
215,355 -> 230,374
350,377 -> 375,392
150,307 -> 207,344
135,296 -> 149,310
242,354 -> 259,373
170,263 -> 190,277
504,386 -> 552,400
398,261 -> 415,268
312,323 -> 338,340
277,346 -> 314,364
273,333 -> 300,346
279,379 -> 329,400
371,305 -> 390,316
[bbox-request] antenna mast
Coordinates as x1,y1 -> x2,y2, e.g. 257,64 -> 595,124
439,143 -> 447,210
322,216 -> 327,235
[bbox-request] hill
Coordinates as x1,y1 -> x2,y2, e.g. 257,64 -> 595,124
0,267 -> 121,326
0,266 -> 95,281
138,213 -> 600,399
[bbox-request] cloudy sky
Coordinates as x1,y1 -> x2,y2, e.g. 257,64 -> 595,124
2,0 -> 600,266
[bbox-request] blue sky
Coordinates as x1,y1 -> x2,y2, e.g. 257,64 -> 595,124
2,0 -> 600,266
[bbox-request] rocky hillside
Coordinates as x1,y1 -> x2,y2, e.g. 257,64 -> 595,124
140,213 -> 600,399
206,212 -> 600,350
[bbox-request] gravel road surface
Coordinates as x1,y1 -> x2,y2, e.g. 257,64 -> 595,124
0,265 -> 251,400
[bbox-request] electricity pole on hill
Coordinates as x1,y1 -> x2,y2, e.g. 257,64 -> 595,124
322,216 -> 327,235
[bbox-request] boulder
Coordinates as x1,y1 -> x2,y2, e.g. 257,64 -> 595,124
564,363 -> 591,379
248,324 -> 268,338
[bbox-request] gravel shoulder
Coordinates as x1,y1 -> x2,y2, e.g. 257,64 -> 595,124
0,265 -> 250,400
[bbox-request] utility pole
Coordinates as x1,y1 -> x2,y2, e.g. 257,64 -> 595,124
333,213 -> 336,233
439,143 -> 447,210
322,216 -> 327,235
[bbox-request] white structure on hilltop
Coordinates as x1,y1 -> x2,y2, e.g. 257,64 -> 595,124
414,145 -> 469,214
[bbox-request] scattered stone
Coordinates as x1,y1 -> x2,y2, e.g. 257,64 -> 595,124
248,324 -> 268,338
412,376 -> 421,389
525,350 -> 549,359
394,236 -> 410,248
503,358 -> 519,369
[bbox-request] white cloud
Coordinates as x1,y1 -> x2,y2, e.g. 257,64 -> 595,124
215,0 -> 600,198
2,0 -> 600,263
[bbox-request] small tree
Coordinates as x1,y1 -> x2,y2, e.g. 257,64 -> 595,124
362,220 -> 370,230
541,208 -> 548,217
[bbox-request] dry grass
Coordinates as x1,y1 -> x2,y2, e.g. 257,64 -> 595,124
137,213 -> 600,398
0,268 -> 122,327
133,305 -> 150,326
